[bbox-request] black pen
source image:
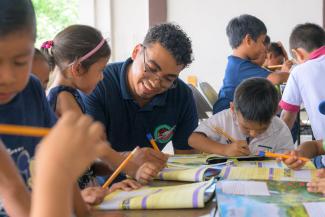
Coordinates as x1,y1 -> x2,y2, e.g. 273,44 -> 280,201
246,137 -> 250,145
258,144 -> 272,150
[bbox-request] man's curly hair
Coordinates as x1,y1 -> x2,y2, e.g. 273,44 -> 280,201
143,23 -> 193,68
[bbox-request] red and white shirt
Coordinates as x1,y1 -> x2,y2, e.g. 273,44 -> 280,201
280,46 -> 325,139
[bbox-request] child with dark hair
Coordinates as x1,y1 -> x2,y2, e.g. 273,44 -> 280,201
189,78 -> 293,156
280,23 -> 325,141
213,14 -> 289,114
44,24 -> 111,118
266,42 -> 287,66
44,24 -> 156,204
263,42 -> 293,72
0,1 -> 144,215
32,48 -> 50,89
0,0 -> 55,215
83,22 -> 197,174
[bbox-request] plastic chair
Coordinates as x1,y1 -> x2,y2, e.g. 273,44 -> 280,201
199,82 -> 218,106
188,84 -> 212,120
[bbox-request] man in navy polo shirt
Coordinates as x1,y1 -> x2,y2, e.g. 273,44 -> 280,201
83,23 -> 198,170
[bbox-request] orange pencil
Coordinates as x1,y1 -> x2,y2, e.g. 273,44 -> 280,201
258,151 -> 309,162
102,147 -> 139,189
0,124 -> 49,137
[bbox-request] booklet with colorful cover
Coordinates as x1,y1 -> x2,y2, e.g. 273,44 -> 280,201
215,180 -> 325,217
98,179 -> 215,210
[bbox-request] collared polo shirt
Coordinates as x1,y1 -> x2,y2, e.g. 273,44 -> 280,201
194,109 -> 294,154
83,58 -> 198,152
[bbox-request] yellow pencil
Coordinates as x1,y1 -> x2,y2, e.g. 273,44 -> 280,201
212,126 -> 237,143
0,124 -> 50,137
146,133 -> 160,151
267,64 -> 283,69
102,147 -> 139,189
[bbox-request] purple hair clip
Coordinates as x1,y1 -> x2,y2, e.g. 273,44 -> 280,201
41,40 -> 54,49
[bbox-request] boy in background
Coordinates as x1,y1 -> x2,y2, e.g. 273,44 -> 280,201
213,14 -> 289,114
280,23 -> 325,141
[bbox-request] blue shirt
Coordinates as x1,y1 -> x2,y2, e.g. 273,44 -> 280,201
213,55 -> 270,114
0,75 -> 57,184
47,85 -> 94,189
83,58 -> 198,152
47,85 -> 86,113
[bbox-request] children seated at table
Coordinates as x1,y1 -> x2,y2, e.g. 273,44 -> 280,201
189,78 -> 294,156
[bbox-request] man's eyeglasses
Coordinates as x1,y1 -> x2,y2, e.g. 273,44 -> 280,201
142,45 -> 178,89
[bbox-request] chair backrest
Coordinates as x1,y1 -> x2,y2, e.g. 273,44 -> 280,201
188,84 -> 212,120
199,82 -> 218,106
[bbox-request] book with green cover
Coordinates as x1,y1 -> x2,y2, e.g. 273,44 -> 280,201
98,179 -> 215,210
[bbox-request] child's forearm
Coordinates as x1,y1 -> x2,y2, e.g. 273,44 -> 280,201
0,143 -> 30,217
31,171 -> 73,217
101,145 -> 138,178
73,184 -> 92,217
1,181 -> 30,217
267,72 -> 289,85
297,140 -> 325,158
188,133 -> 227,155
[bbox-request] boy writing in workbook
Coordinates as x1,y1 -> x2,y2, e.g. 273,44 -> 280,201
189,78 -> 294,156
213,14 -> 289,114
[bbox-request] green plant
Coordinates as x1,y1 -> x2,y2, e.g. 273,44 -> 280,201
32,0 -> 79,47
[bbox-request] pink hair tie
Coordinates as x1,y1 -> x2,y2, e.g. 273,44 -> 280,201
41,40 -> 54,49
78,38 -> 106,63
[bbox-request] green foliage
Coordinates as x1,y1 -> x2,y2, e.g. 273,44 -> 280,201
32,0 -> 79,47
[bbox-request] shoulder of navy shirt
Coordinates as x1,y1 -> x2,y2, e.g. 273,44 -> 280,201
0,75 -> 57,183
47,85 -> 86,113
213,55 -> 270,114
82,58 -> 198,152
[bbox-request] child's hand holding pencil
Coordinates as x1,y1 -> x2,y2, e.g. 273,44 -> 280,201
211,126 -> 251,156
132,147 -> 168,171
270,150 -> 309,170
224,140 -> 251,157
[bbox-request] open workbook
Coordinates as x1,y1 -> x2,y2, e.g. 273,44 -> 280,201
98,179 -> 215,210
215,180 -> 325,217
155,163 -> 226,182
162,155 -> 316,182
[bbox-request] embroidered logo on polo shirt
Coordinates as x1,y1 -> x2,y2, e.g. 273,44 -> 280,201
154,124 -> 175,144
